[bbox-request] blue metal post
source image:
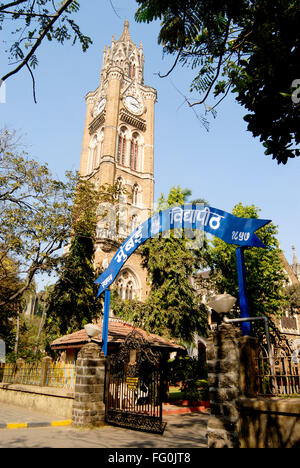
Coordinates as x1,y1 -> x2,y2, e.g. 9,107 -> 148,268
102,289 -> 111,356
235,247 -> 251,335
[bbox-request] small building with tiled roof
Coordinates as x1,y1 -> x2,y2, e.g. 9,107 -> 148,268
51,318 -> 184,362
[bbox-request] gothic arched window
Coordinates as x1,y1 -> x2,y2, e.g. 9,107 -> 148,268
129,62 -> 136,79
98,128 -> 104,162
130,214 -> 139,233
118,279 -> 124,300
115,177 -> 124,199
125,281 -> 134,300
132,184 -> 139,206
88,135 -> 98,173
130,133 -> 139,171
117,127 -> 127,166
116,268 -> 141,301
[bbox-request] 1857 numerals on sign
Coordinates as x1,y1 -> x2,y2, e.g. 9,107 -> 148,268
232,231 -> 250,242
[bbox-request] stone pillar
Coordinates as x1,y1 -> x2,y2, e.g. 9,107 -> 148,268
239,336 -> 259,398
40,356 -> 52,387
14,358 -> 25,383
72,343 -> 106,428
206,324 -> 242,448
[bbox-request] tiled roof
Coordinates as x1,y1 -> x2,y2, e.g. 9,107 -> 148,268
51,319 -> 183,351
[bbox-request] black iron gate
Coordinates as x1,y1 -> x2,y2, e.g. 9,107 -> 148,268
105,330 -> 166,434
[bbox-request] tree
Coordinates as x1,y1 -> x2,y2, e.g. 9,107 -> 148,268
285,283 -> 300,313
45,177 -> 101,341
45,181 -> 127,341
135,0 -> 300,164
1,0 -> 92,101
0,128 -> 78,308
208,202 -> 288,341
112,186 -> 209,344
0,251 -> 24,351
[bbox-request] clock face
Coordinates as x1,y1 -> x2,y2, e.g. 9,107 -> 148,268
124,96 -> 143,115
94,98 -> 106,117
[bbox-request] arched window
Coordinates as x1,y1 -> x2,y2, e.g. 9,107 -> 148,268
117,127 -> 127,165
132,184 -> 139,206
88,135 -> 98,173
130,133 -> 139,171
116,268 -> 141,301
130,215 -> 139,233
115,177 -> 125,201
125,281 -> 134,300
98,128 -> 104,163
129,62 -> 136,79
118,279 -> 125,300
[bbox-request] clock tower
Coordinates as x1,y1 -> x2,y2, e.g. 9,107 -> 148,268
79,21 -> 157,301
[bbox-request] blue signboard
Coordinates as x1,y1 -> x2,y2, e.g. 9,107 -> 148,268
95,205 -> 270,297
95,205 -> 271,354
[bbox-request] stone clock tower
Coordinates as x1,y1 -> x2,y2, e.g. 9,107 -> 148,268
79,21 -> 157,301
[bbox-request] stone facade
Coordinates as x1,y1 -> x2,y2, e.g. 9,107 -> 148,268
79,21 -> 157,301
72,343 -> 106,427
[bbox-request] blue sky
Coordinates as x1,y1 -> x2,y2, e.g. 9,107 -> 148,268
1,0 -> 299,288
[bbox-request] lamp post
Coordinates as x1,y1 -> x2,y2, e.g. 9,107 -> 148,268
84,324 -> 101,342
208,294 -> 273,366
208,293 -> 237,323
208,293 -> 237,314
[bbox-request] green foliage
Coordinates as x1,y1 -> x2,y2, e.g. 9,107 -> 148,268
6,313 -> 45,362
45,178 -> 102,341
0,129 -> 79,308
208,202 -> 288,341
45,182 -> 126,343
135,0 -> 300,164
112,186 -> 209,344
167,355 -> 208,402
0,252 -> 24,347
1,0 -> 92,87
285,284 -> 300,312
45,234 -> 101,341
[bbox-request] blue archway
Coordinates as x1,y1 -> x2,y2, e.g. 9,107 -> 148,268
95,205 -> 271,355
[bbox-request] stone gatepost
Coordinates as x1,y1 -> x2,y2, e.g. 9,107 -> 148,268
40,356 -> 52,387
72,342 -> 106,428
206,323 -> 259,448
206,323 -> 242,448
14,358 -> 25,382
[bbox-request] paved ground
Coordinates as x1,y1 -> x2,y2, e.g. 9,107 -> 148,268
0,402 -> 208,449
0,402 -> 55,426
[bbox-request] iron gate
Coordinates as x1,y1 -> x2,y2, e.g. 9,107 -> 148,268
105,330 -> 166,434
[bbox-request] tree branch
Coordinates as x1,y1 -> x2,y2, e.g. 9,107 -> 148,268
1,9 -> 56,18
1,0 -> 75,82
26,62 -> 37,103
0,0 -> 27,12
187,21 -> 232,108
158,48 -> 183,78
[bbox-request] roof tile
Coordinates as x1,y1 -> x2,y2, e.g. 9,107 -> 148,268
51,319 -> 183,350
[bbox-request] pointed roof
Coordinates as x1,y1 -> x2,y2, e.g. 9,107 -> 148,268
292,245 -> 299,266
117,20 -> 133,44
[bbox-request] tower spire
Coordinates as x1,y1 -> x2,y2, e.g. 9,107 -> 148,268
117,19 -> 132,43
292,245 -> 299,266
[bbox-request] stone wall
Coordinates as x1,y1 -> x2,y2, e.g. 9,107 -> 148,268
0,383 -> 74,419
238,397 -> 300,448
206,321 -> 300,449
